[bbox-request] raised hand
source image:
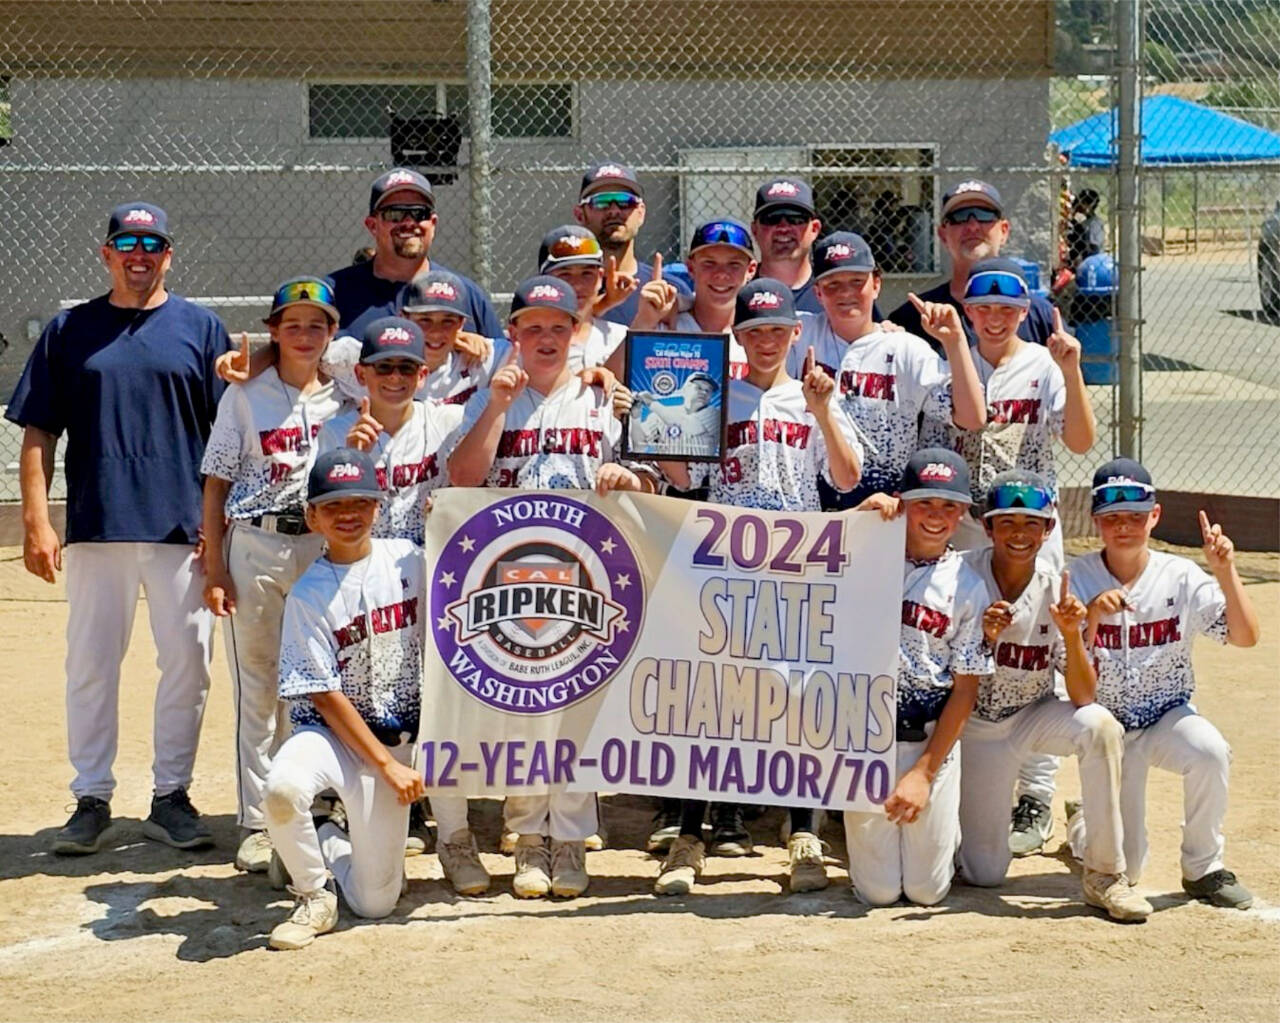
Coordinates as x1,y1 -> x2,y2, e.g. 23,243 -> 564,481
801,345 -> 835,413
907,293 -> 966,350
632,252 -> 678,329
489,346 -> 529,410
982,600 -> 1015,644
215,332 -> 252,384
593,254 -> 639,317
452,330 -> 493,370
346,396 -> 384,451
1047,306 -> 1082,370
1048,570 -> 1087,632
1199,509 -> 1235,574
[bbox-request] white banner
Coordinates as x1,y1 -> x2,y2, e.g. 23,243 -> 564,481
420,489 -> 903,812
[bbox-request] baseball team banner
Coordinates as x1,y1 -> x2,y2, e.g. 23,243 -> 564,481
419,489 -> 904,812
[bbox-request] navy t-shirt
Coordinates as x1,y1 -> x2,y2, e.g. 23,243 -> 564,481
328,259 -> 504,339
5,295 -> 231,545
600,259 -> 693,327
888,280 -> 1056,354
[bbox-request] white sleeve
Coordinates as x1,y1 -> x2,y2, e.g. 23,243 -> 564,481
321,335 -> 365,402
950,576 -> 995,677
816,402 -> 864,491
1045,360 -> 1067,439
901,334 -> 950,416
278,587 -> 341,700
200,386 -> 247,481
441,388 -> 494,462
1186,562 -> 1229,644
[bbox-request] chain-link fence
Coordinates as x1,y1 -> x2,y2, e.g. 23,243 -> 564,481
0,0 -> 1276,529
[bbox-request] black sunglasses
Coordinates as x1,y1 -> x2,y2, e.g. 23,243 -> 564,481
943,207 -> 1001,226
371,361 -> 423,377
378,204 -> 434,224
756,209 -> 811,227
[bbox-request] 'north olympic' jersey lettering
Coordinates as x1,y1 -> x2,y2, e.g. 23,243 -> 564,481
988,398 -> 1041,424
901,599 -> 951,639
726,418 -> 813,450
995,641 -> 1051,672
1092,616 -> 1183,651
495,427 -> 603,458
839,369 -> 897,401
333,596 -> 419,651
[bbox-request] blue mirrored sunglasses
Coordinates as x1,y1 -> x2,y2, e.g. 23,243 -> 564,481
1092,483 -> 1154,507
965,271 -> 1028,301
691,221 -> 752,251
988,482 -> 1054,512
109,234 -> 168,254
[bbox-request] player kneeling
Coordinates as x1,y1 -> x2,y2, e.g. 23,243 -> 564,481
263,448 -> 426,950
849,450 -> 991,906
1066,460 -> 1260,910
956,470 -> 1149,921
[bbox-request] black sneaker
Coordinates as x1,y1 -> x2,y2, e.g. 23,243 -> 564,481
646,799 -> 684,853
141,788 -> 214,850
405,799 -> 432,856
53,796 -> 112,855
1008,795 -> 1053,856
708,803 -> 753,857
1182,869 -> 1254,910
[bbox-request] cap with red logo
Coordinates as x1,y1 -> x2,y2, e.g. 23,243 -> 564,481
509,275 -> 582,323
900,448 -> 972,504
579,161 -> 643,199
308,447 -> 384,506
359,315 -> 426,365
734,278 -> 799,331
105,202 -> 172,243
401,270 -> 468,317
368,167 -> 435,214
753,177 -> 816,218
813,232 -> 876,280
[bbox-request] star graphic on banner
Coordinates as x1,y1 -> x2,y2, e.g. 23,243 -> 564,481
613,572 -> 631,590
458,535 -> 476,552
616,618 -> 630,633
599,538 -> 617,554
436,614 -> 452,631
439,571 -> 456,588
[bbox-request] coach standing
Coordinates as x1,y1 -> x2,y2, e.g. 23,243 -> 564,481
6,202 -> 230,855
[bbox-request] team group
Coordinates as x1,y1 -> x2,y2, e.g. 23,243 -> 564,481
6,161 -> 1259,952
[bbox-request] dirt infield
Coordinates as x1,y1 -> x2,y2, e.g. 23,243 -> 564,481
0,545 -> 1277,1023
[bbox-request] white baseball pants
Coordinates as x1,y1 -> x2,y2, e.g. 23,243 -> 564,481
264,727 -> 410,918
504,791 -> 598,841
64,542 -> 214,801
844,732 -> 960,906
222,522 -> 324,829
1067,704 -> 1230,884
959,699 -> 1125,885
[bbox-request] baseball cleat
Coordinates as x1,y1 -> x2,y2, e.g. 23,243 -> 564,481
646,799 -> 683,854
268,884 -> 338,951
1008,795 -> 1052,856
235,829 -> 274,873
584,819 -> 608,852
708,803 -> 753,857
1083,870 -> 1152,922
787,831 -> 830,893
1182,869 -> 1254,910
550,839 -> 590,898
512,835 -> 552,898
141,788 -> 214,850
438,828 -> 491,896
500,828 -> 519,855
654,835 -> 705,896
53,796 -> 112,855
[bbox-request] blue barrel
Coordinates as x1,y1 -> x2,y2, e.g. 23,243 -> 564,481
1071,253 -> 1117,384
1009,257 -> 1048,299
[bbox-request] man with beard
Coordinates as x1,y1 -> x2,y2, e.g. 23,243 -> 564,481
328,168 -> 503,339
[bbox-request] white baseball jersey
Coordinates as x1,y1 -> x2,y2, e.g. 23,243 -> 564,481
788,316 -> 950,496
669,312 -> 748,380
962,548 -> 1066,723
454,378 -> 621,489
686,378 -> 862,511
567,318 -> 627,373
898,551 -> 993,723
922,341 -> 1066,502
322,333 -> 512,407
1070,550 -> 1228,731
317,400 -> 463,544
279,538 -> 425,739
202,368 -> 341,519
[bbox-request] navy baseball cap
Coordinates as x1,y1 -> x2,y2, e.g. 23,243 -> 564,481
538,225 -> 604,273
734,278 -> 798,330
360,315 -> 426,365
813,232 -> 876,280
401,270 -> 468,316
106,202 -> 171,243
983,468 -> 1055,520
580,161 -> 643,199
308,447 -> 384,506
942,180 -> 1005,218
754,178 -> 816,218
266,275 -> 340,324
509,275 -> 581,322
689,218 -> 754,258
964,257 -> 1031,309
900,448 -> 972,504
369,168 -> 434,214
1091,458 -> 1156,515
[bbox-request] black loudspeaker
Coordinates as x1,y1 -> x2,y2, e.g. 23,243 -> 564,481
389,112 -> 463,186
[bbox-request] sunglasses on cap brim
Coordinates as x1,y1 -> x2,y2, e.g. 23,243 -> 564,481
1091,483 -> 1155,508
108,234 -> 169,253
964,271 -> 1029,304
984,482 -> 1054,517
545,235 -> 603,261
271,279 -> 338,315
690,221 -> 753,252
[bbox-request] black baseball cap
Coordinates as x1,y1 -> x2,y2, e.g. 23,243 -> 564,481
106,202 -> 172,243
538,225 -> 604,273
941,180 -> 1005,218
1091,458 -> 1156,515
813,232 -> 876,280
734,278 -> 798,330
754,178 -> 816,218
308,447 -> 384,506
509,275 -> 581,322
369,168 -> 435,214
900,448 -> 972,504
983,469 -> 1055,520
580,161 -> 643,199
401,270 -> 468,317
360,315 -> 426,365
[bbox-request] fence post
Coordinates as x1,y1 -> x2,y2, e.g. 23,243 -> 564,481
1116,0 -> 1143,458
466,0 -> 493,292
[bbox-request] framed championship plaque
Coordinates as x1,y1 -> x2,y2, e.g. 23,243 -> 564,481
620,331 -> 729,463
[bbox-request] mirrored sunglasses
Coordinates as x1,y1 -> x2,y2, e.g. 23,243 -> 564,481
580,191 -> 641,211
965,270 -> 1029,302
109,234 -> 168,254
547,235 -> 603,260
988,482 -> 1054,512
273,279 -> 336,309
1092,483 -> 1154,507
691,221 -> 752,252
